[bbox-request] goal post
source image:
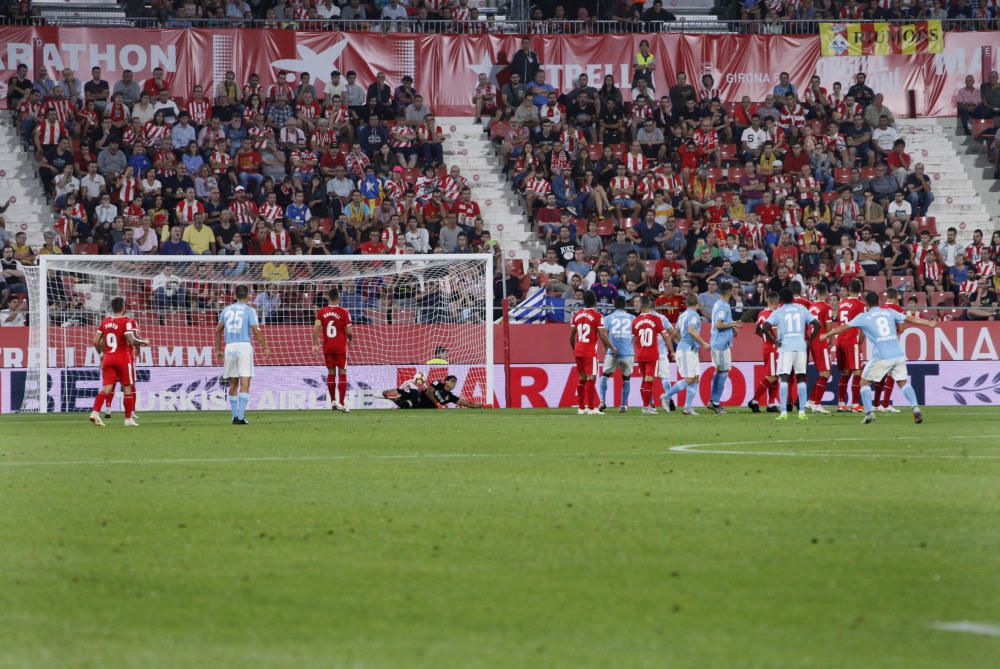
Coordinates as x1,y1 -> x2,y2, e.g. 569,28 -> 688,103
22,254 -> 494,414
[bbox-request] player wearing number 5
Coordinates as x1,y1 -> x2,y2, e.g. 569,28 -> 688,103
822,291 -> 936,425
215,285 -> 269,425
570,290 -> 614,415
312,288 -> 353,412
90,296 -> 149,427
763,288 -> 819,422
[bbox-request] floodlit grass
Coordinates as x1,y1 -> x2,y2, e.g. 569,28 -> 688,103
1,408 -> 998,669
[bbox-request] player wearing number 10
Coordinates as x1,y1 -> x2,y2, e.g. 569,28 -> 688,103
215,285 -> 269,425
764,288 -> 819,421
89,296 -> 149,427
312,288 -> 353,412
822,291 -> 937,425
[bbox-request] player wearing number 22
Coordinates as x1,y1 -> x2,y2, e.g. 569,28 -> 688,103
215,285 -> 269,425
312,288 -> 353,412
822,290 -> 936,425
570,290 -> 614,415
90,296 -> 149,427
764,288 -> 819,422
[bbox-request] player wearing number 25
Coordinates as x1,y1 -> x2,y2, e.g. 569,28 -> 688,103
90,296 -> 149,427
215,285 -> 269,425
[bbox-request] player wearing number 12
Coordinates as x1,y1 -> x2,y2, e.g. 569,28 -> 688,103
764,288 -> 819,421
215,285 -> 269,425
312,288 -> 353,412
632,296 -> 674,415
822,290 -> 936,425
89,296 -> 149,427
570,290 -> 614,415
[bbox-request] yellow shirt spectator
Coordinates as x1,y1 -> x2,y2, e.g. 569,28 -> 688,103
182,222 -> 215,254
262,261 -> 289,282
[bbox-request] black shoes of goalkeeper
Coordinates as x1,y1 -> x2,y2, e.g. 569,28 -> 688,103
747,400 -> 761,413
232,417 -> 249,425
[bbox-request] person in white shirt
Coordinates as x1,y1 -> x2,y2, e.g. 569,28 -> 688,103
94,194 -> 118,228
80,163 -> 107,203
381,0 -> 409,30
54,165 -> 80,206
937,227 -> 960,268
740,115 -> 767,158
870,115 -> 899,160
404,218 -> 431,253
886,191 -> 912,228
316,0 -> 341,18
131,92 -> 157,124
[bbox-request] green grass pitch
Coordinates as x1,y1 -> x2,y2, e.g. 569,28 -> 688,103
2,407 -> 999,668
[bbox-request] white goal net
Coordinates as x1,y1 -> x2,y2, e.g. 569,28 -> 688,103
19,254 -> 493,413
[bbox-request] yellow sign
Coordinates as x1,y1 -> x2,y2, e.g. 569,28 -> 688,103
820,21 -> 943,57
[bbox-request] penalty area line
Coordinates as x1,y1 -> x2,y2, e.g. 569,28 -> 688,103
670,436 -> 1000,460
929,621 -> 1000,637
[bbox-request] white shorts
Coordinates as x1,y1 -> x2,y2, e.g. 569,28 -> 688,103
657,355 -> 672,381
223,341 -> 255,378
710,348 -> 732,372
862,356 -> 908,383
777,350 -> 807,376
677,349 -> 701,379
602,352 -> 635,377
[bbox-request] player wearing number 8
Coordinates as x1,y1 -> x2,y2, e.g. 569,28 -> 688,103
90,296 -> 149,427
215,285 -> 269,425
822,291 -> 936,425
312,288 -> 353,412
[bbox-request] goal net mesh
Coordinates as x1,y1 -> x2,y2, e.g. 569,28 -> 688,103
19,255 -> 492,413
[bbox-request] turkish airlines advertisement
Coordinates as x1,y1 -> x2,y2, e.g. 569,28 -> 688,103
1,323 -> 997,410
0,26 -> 995,117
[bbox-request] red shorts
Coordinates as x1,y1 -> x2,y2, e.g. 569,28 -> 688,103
810,342 -> 832,373
636,359 -> 658,378
574,355 -> 598,377
835,341 -> 862,371
101,358 -> 135,387
323,349 -> 347,370
763,350 -> 779,377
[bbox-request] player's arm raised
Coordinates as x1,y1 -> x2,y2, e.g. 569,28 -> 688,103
251,324 -> 269,359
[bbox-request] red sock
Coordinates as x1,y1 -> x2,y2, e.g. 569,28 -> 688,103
810,376 -> 829,404
788,374 -> 798,404
851,375 -> 862,405
577,380 -> 587,410
587,378 -> 599,409
881,377 -> 894,407
640,380 -> 652,407
767,379 -> 779,404
753,378 -> 770,403
337,371 -> 348,406
837,376 -> 849,405
327,374 -> 337,403
92,392 -> 106,412
123,392 -> 136,419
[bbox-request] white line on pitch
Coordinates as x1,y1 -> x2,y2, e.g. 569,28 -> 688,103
929,621 -> 1000,637
670,436 -> 1000,460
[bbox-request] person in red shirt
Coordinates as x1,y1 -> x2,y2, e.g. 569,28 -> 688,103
89,296 -> 149,427
633,296 -> 673,414
654,282 -> 685,324
570,290 -> 613,414
312,288 -> 353,412
236,142 -> 263,191
835,278 -> 866,411
754,192 -> 781,228
357,228 -> 388,255
873,287 -> 906,413
748,291 -> 780,413
451,186 -> 481,227
806,283 -> 834,412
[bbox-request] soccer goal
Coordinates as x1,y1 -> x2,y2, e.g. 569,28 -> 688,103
19,254 -> 493,413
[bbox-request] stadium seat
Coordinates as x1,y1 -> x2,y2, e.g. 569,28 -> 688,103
642,259 -> 658,277
911,292 -> 928,307
719,144 -> 737,163
821,191 -> 836,204
834,167 -> 852,184
72,242 -> 99,255
489,121 -> 509,140
755,259 -> 769,276
860,167 -> 877,179
971,119 -> 994,138
913,216 -> 937,236
864,276 -> 887,293
402,168 -> 420,185
620,217 -> 637,230
727,166 -> 745,184
505,259 -> 525,277
674,218 -> 690,233
595,219 -> 616,237
891,276 -> 915,292
587,144 -> 604,161
609,143 -> 628,159
706,167 -> 725,183
721,191 -> 735,205
929,291 -> 954,307
572,218 -> 588,236
317,218 -> 333,235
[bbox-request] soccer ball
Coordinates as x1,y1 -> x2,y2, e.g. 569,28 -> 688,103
412,372 -> 426,387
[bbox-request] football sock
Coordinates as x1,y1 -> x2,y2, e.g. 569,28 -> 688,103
812,376 -> 829,404
586,378 -> 599,409
92,392 -> 106,413
851,375 -> 862,405
105,392 -> 115,411
837,375 -> 849,404
902,384 -> 918,409
123,392 -> 136,419
229,395 -> 239,419
598,375 -> 609,404
684,382 -> 696,409
620,378 -> 631,407
708,373 -> 719,404
796,381 -> 807,414
327,374 -> 337,404
337,372 -> 348,407
714,370 -> 729,404
788,374 -> 798,405
767,379 -> 779,405
237,392 -> 250,419
779,380 -> 789,413
752,378 -> 769,403
666,379 -> 687,398
640,380 -> 651,407
860,385 -> 874,413
577,380 -> 587,410
881,378 -> 895,407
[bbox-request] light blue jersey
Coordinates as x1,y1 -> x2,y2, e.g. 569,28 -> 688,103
676,308 -> 702,352
710,299 -> 734,350
603,310 -> 635,357
654,312 -> 674,357
766,304 -> 817,353
848,308 -> 906,361
219,301 -> 259,344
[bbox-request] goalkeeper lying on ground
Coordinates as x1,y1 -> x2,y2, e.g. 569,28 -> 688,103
383,375 -> 483,409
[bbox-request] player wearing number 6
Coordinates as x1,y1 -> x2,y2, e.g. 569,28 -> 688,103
763,288 -> 819,422
312,288 -> 353,412
822,291 -> 936,425
89,296 -> 148,427
215,285 -> 269,425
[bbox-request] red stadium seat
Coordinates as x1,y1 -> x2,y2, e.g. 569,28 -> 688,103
490,121 -> 509,140
913,216 -> 937,236
706,168 -> 725,183
587,144 -> 605,161
911,292 -> 928,307
674,218 -> 690,233
860,167 -> 877,180
727,166 -> 745,184
891,275 -> 916,292
808,119 -> 824,136
834,167 -> 852,184
402,168 -> 420,185
755,259 -> 769,276
506,259 -> 525,277
971,119 -> 995,138
595,219 -> 616,237
620,217 -> 637,230
609,143 -> 628,159
642,259 -> 658,277
929,291 -> 954,307
572,217 -> 588,236
821,191 -> 836,204
317,218 -> 333,235
73,242 -> 99,255
864,275 -> 887,294
719,144 -> 737,163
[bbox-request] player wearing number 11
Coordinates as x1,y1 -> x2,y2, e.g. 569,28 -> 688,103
312,288 -> 353,412
822,290 -> 936,425
763,288 -> 819,422
215,285 -> 269,425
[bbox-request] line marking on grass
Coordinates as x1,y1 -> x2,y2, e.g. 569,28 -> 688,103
670,436 -> 1000,460
929,621 -> 1000,637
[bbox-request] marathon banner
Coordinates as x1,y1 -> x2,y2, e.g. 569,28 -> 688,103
0,26 -> 994,119
820,21 -> 943,57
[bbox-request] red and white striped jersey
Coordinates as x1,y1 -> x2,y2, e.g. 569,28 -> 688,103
295,101 -> 321,119
524,177 -> 551,196
977,259 -> 996,277
143,122 -> 170,144
625,152 -> 645,175
259,201 -> 281,223
228,199 -> 257,227
560,128 -> 585,153
270,229 -> 292,252
798,229 -> 825,249
835,260 -> 862,278
185,99 -> 211,125
390,125 -> 417,149
765,126 -> 786,150
328,104 -> 351,126
778,103 -> 806,129
44,98 -> 76,125
910,243 -> 933,267
79,108 -> 99,127
803,86 -> 828,106
417,123 -> 443,143
247,124 -> 274,149
692,127 -> 718,153
796,176 -> 819,196
698,84 -> 721,101
439,175 -> 468,201
921,260 -> 943,282
37,119 -> 66,145
738,221 -> 765,250
209,150 -> 232,175
475,83 -> 496,106
345,151 -> 370,178
18,100 -> 42,121
290,148 -> 318,169
453,5 -> 471,20
175,199 -> 205,223
383,178 -> 405,202
311,128 -> 338,149
65,201 -> 86,220
657,172 -> 684,196
381,225 -> 399,251
610,176 -> 635,196
124,202 -> 145,227
414,176 -> 438,201
266,82 -> 294,101
105,102 -> 130,125
118,177 -> 139,204
154,149 -> 178,176
965,243 -> 985,264
960,279 -> 978,296
452,199 -> 481,223
541,102 -> 565,125
833,100 -> 862,119
550,150 -> 572,174
821,132 -> 846,153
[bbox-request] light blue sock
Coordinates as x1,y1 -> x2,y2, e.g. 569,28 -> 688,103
901,384 -> 918,409
237,392 -> 250,419
860,385 -> 874,413
714,371 -> 730,404
684,382 -> 696,408
229,395 -> 238,419
599,376 -> 609,404
797,381 -> 808,413
708,374 -> 719,403
779,380 -> 789,411
621,379 -> 631,407
666,379 -> 687,398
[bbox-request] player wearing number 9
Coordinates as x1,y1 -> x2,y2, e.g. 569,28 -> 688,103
90,296 -> 149,428
215,285 -> 270,425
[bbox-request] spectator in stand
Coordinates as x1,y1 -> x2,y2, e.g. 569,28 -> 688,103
510,38 -> 541,85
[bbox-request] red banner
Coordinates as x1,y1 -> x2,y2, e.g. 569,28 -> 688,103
0,26 -> 993,117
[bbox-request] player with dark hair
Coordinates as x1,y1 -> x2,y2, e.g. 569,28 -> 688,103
571,290 -> 614,415
823,291 -> 936,424
215,285 -> 269,425
707,280 -> 742,414
661,293 -> 709,416
382,375 -> 483,409
90,296 -> 149,427
805,283 -> 834,413
632,296 -> 673,414
835,278 -> 866,412
763,288 -> 819,421
600,295 -> 635,413
313,287 -> 353,412
748,291 -> 781,413
873,288 -> 905,412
